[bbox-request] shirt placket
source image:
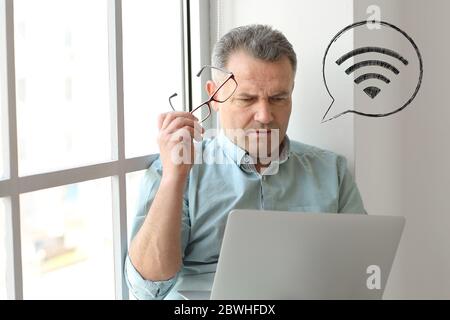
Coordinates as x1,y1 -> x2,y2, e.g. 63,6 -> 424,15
242,155 -> 266,210
260,174 -> 271,210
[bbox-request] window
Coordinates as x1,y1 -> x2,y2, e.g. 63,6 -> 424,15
14,0 -> 111,176
0,10 -> 6,180
126,169 -> 146,243
125,169 -> 146,301
0,74 -> 5,180
0,0 -> 194,299
122,0 -> 183,158
20,179 -> 114,299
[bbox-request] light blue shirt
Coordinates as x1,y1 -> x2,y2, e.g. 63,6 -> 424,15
125,133 -> 366,300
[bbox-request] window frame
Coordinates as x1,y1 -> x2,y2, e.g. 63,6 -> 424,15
0,0 -> 199,300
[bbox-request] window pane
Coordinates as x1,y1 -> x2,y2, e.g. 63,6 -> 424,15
0,112 -> 5,180
0,85 -> 5,180
123,0 -> 183,158
126,170 -> 146,243
0,198 -> 6,299
20,178 -> 114,299
14,0 -> 111,176
0,39 -> 6,180
126,170 -> 146,301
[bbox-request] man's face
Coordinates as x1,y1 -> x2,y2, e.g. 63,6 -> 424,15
207,50 -> 295,159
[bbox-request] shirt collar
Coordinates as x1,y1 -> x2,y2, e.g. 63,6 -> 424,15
216,130 -> 291,168
216,130 -> 248,166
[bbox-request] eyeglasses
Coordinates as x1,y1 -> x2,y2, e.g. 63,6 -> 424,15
169,65 -> 238,123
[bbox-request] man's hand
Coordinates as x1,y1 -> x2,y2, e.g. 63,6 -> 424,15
157,112 -> 204,181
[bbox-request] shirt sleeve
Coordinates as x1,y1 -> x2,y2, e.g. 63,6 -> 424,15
336,156 -> 367,214
124,155 -> 191,300
125,255 -> 178,300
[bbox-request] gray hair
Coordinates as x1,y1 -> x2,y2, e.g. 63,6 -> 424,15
212,24 -> 297,77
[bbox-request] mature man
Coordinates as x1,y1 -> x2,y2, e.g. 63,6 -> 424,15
125,24 -> 366,300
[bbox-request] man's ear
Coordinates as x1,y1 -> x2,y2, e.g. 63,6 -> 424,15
206,80 -> 219,112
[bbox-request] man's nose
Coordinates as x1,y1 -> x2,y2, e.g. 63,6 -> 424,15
254,99 -> 274,124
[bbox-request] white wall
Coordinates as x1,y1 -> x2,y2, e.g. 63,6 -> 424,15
216,0 -> 356,171
217,0 -> 450,299
354,0 -> 450,299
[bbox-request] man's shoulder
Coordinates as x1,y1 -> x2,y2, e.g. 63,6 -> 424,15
143,154 -> 163,179
289,139 -> 337,157
289,139 -> 345,163
146,153 -> 162,168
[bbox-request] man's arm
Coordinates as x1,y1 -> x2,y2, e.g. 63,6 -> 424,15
125,156 -> 191,300
129,112 -> 201,281
129,175 -> 186,281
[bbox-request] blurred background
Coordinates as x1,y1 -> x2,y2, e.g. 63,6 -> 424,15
0,0 -> 182,299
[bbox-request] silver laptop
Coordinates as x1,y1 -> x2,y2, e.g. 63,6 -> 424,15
178,209 -> 405,300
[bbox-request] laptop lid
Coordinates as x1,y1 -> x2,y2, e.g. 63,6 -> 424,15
210,210 -> 405,300
178,290 -> 211,300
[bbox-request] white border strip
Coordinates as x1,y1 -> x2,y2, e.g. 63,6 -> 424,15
3,0 -> 23,300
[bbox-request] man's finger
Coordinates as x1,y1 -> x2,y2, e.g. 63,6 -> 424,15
158,113 -> 168,130
192,122 -> 204,142
165,117 -> 199,134
169,126 -> 196,143
161,112 -> 198,130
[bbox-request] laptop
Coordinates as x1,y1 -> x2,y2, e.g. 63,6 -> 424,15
178,209 -> 405,300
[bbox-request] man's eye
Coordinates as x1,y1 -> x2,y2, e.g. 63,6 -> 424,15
235,98 -> 253,105
270,97 -> 289,104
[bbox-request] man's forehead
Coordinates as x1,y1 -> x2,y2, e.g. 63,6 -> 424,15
228,59 -> 291,76
228,49 -> 283,64
225,51 -> 292,78
234,78 -> 288,92
232,72 -> 293,94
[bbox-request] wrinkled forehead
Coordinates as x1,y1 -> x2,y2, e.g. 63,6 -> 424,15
233,76 -> 292,96
225,51 -> 294,93
227,51 -> 293,75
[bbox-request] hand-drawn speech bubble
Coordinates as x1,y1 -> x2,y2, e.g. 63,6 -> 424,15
322,20 -> 423,123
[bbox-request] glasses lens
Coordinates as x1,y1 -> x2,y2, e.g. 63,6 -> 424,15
212,77 -> 237,103
191,103 -> 210,123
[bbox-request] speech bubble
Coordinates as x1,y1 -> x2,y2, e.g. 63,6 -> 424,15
322,20 -> 423,123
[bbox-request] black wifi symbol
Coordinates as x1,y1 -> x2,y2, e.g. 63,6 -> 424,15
335,47 -> 409,99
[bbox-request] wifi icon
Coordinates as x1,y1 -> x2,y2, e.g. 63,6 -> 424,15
335,46 -> 409,99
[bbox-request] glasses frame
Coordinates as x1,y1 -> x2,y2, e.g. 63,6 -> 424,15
169,65 -> 238,123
